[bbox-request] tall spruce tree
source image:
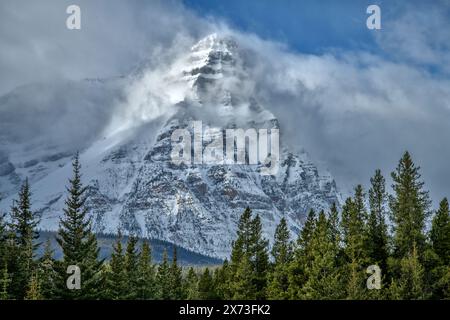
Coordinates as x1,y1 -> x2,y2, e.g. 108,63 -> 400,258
328,203 -> 341,250
232,254 -> 256,300
0,212 -> 7,269
9,179 -> 39,299
215,260 -> 231,300
169,247 -> 184,299
198,268 -> 215,300
341,186 -> 369,299
230,207 -> 253,274
288,209 -> 316,299
0,262 -> 10,299
124,235 -> 139,299
428,198 -> 450,299
184,267 -> 199,300
430,198 -> 450,265
394,243 -> 426,299
390,151 -> 430,258
38,240 -> 58,299
56,153 -> 103,299
229,208 -> 269,299
25,272 -> 42,300
267,218 -> 292,299
136,241 -> 155,299
250,214 -> 269,299
106,231 -> 126,299
367,170 -> 389,274
156,249 -> 171,300
301,211 -> 341,299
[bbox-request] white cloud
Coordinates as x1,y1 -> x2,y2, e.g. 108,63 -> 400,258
1,0 -> 449,204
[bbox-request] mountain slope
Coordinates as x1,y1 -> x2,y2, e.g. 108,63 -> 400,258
0,34 -> 340,259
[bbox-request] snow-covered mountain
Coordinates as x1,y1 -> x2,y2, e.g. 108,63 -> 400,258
0,34 -> 340,259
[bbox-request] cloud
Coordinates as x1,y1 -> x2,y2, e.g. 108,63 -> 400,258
375,0 -> 450,75
1,0 -> 449,205
0,0 -> 213,95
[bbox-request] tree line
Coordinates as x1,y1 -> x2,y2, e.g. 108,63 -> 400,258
0,151 -> 448,300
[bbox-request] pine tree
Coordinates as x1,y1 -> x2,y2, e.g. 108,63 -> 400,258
366,170 -> 389,275
250,214 -> 269,299
230,207 -> 253,274
25,272 -> 42,300
169,247 -> 184,299
390,151 -> 430,258
288,209 -> 316,299
428,198 -> 450,299
215,260 -> 231,300
9,179 -> 40,299
56,153 -> 103,299
124,235 -> 139,299
341,186 -> 369,299
156,249 -> 171,300
430,198 -> 450,265
232,254 -> 256,300
267,218 -> 292,299
184,267 -> 199,300
271,218 -> 293,266
0,262 -> 10,300
395,243 -> 426,299
328,203 -> 341,250
38,240 -> 57,299
136,241 -> 155,299
301,211 -> 341,299
198,268 -> 215,300
106,231 -> 126,299
0,213 -> 7,269
228,208 -> 269,299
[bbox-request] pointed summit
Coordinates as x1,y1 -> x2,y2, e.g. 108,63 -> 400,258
184,33 -> 239,82
191,33 -> 238,55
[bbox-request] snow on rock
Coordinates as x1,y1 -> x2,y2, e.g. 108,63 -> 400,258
0,34 -> 340,259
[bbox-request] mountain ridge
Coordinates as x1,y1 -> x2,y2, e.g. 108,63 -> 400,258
0,34 -> 341,259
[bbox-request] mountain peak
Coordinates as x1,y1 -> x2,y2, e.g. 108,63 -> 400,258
191,33 -> 238,55
181,33 -> 242,99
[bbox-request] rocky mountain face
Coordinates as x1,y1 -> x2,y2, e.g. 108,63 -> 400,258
0,34 -> 340,259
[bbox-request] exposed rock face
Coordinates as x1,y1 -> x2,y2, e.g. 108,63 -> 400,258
0,34 -> 340,259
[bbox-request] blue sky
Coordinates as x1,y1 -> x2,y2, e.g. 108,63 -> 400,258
183,0 -> 384,54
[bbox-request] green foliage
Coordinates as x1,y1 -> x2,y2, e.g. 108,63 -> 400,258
288,209 -> 316,299
367,170 -> 389,273
228,208 -> 269,299
25,272 -> 42,300
184,267 -> 199,300
341,186 -> 371,299
124,235 -> 139,299
390,151 -> 430,258
169,247 -> 184,299
156,249 -> 171,299
38,240 -> 58,299
232,255 -> 256,299
267,218 -> 292,299
197,268 -> 215,300
300,211 -> 342,299
105,230 -> 126,299
430,198 -> 450,265
0,150 -> 448,300
0,262 -> 10,300
395,243 -> 426,299
56,153 -> 103,299
136,241 -> 156,299
8,179 -> 40,299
